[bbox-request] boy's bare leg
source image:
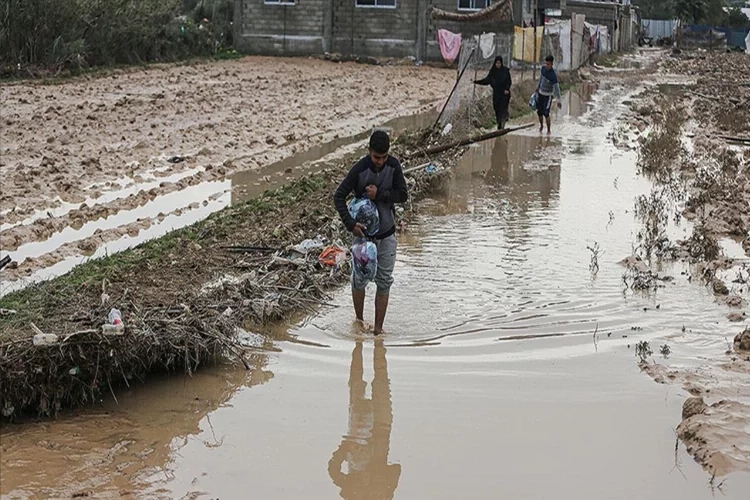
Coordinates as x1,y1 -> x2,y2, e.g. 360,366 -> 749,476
353,289 -> 365,322
374,293 -> 390,335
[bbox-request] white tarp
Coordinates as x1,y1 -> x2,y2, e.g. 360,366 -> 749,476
545,19 -> 572,71
641,19 -> 677,40
584,22 -> 611,55
746,31 -> 750,54
599,26 -> 611,53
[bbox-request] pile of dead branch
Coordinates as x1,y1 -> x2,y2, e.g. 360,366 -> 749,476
0,127 -> 462,420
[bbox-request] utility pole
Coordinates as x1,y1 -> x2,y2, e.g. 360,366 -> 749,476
533,0 -> 537,68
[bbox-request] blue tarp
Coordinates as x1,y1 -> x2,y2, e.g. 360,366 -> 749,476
685,24 -> 750,49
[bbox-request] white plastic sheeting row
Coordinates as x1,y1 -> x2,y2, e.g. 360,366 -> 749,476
541,17 -> 610,72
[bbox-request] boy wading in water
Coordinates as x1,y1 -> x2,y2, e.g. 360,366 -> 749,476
334,131 -> 408,335
536,55 -> 562,134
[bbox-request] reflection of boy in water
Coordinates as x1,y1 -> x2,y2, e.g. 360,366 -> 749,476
328,341 -> 401,499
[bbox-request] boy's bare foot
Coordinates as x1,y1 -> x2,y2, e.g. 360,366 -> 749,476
353,319 -> 373,332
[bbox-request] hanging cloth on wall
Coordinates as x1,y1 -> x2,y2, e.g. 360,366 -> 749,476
477,32 -> 496,59
437,29 -> 462,63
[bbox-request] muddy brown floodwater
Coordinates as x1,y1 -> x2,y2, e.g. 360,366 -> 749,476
3,69 -> 750,499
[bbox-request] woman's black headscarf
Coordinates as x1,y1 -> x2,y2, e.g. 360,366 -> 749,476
486,56 -> 506,79
477,56 -> 510,91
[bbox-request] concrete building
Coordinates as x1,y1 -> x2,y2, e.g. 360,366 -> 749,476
561,0 -> 638,52
233,0 -> 515,61
233,0 -> 637,61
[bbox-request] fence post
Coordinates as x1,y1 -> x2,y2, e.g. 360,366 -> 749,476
416,0 -> 426,61
323,0 -> 333,53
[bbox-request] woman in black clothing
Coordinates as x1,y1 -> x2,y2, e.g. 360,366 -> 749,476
473,56 -> 512,130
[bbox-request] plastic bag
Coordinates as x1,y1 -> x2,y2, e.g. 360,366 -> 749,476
292,235 -> 326,255
352,238 -> 378,282
529,92 -> 538,111
348,197 -> 380,237
319,245 -> 346,267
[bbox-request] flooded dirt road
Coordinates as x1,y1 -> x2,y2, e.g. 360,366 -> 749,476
3,79 -> 750,499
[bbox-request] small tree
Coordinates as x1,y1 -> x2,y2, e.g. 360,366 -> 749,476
724,7 -> 750,28
675,0 -> 708,23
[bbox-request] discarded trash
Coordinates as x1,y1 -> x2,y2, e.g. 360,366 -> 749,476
271,254 -> 306,267
33,333 -> 59,346
442,123 -> 453,136
349,197 -> 380,237
426,164 -> 438,174
319,245 -> 347,267
2,402 -> 14,418
102,308 -> 125,335
0,255 -> 11,271
292,235 -> 327,255
352,238 -> 378,282
223,307 -> 233,317
69,367 -> 80,375
109,308 -> 123,325
234,327 -> 265,348
167,156 -> 185,164
0,308 -> 17,317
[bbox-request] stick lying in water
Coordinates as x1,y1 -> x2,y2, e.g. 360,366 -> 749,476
685,133 -> 750,145
412,124 -> 536,158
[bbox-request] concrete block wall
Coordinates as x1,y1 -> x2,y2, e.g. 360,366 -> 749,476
331,0 -> 420,58
619,11 -> 635,50
236,0 -> 518,61
236,0 -> 327,55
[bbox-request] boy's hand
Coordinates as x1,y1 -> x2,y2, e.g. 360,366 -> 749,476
353,223 -> 367,238
365,185 -> 378,200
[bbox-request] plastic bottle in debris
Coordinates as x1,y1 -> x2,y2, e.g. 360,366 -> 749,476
102,308 -> 125,336
334,251 -> 345,269
33,333 -> 59,346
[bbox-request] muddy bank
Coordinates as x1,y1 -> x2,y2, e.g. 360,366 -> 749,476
0,57 -> 453,279
0,57 -> 453,216
0,124 -> 467,419
624,50 -> 750,476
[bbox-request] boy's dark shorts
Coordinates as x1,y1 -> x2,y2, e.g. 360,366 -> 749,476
536,94 -> 552,118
